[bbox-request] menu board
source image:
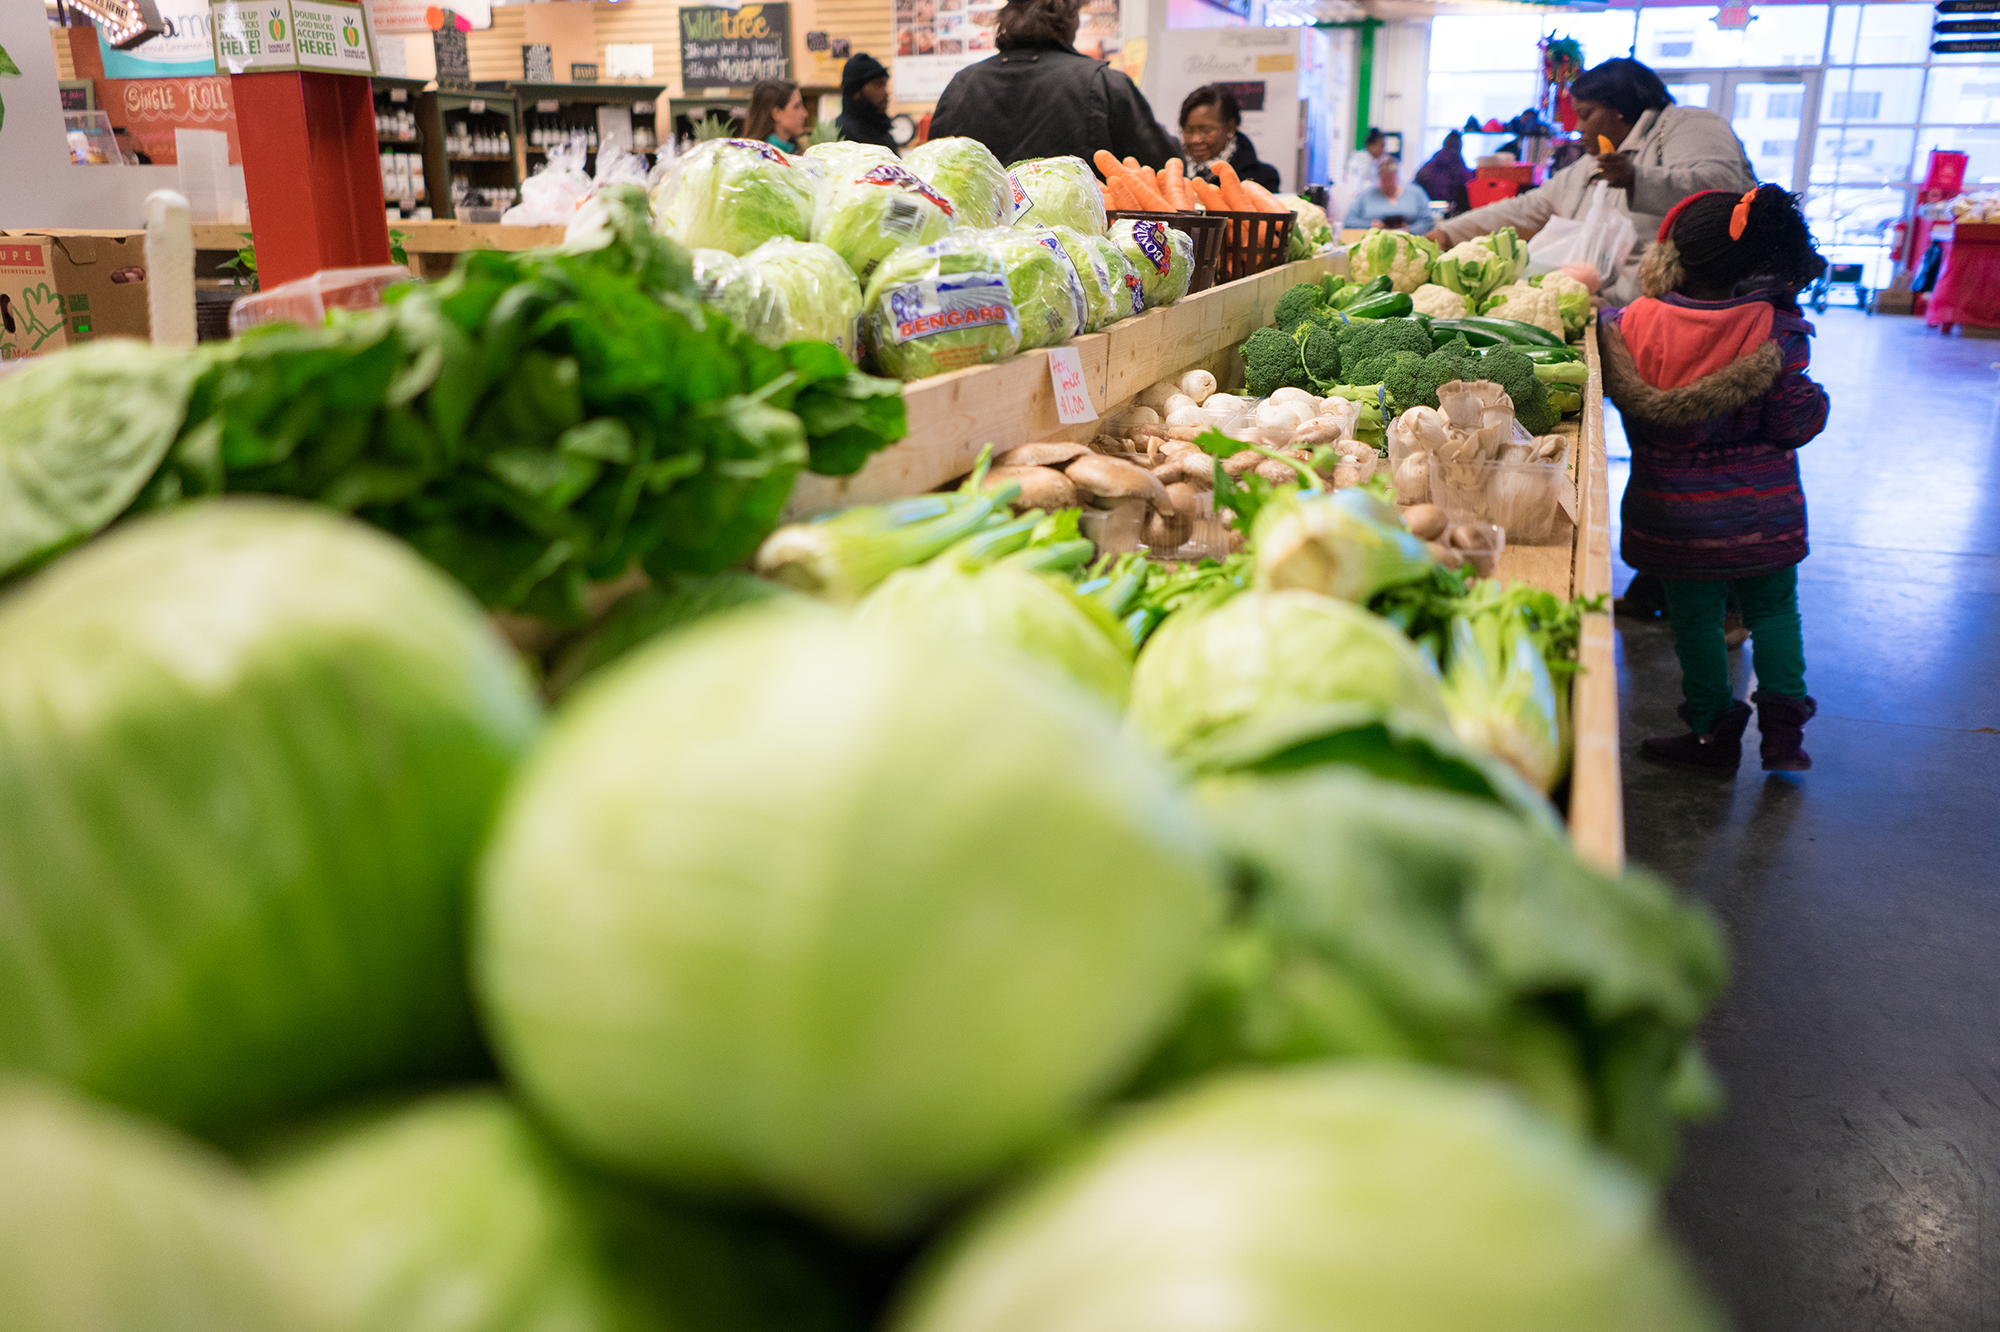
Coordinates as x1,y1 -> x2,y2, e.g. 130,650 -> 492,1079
679,3 -> 791,90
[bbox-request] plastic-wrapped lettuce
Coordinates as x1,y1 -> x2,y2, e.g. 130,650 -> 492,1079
971,227 -> 1086,350
813,163 -> 959,283
653,138 -> 816,257
742,238 -> 866,361
1090,232 -> 1145,326
1109,218 -> 1193,309
689,248 -> 792,346
1010,156 -> 1106,235
1047,225 -> 1123,332
862,236 -> 1022,380
805,140 -> 899,179
906,137 -> 1015,230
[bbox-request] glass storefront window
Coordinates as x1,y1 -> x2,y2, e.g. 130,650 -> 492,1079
1803,183 -> 1907,285
1922,67 -> 2000,124
1427,16 -> 1540,73
1917,127 -> 2000,186
1819,66 -> 1925,123
1425,71 -> 1539,142
1826,4 -> 1935,66
1811,127 -> 1918,183
1636,5 -> 1829,69
1664,81 -> 1714,108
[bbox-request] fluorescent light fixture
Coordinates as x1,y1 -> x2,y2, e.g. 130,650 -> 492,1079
69,0 -> 166,49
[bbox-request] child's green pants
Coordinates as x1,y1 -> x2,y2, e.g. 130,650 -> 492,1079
1659,567 -> 1808,732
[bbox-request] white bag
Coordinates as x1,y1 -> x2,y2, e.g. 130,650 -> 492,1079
1525,180 -> 1637,281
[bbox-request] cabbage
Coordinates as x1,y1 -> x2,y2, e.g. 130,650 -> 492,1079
1108,218 -> 1193,309
653,138 -> 816,257
858,562 -> 1131,706
805,140 -> 899,178
1092,233 -> 1146,323
1127,589 -> 1448,757
896,1065 -> 1723,1332
813,163 -> 958,283
474,608 -> 1221,1236
905,136 -> 1015,230
1251,486 -> 1435,602
970,227 -> 1086,349
690,248 -> 792,345
0,500 -> 539,1134
862,237 -> 1021,381
547,572 -> 794,699
1047,225 -> 1125,332
1009,156 -> 1106,235
261,1090 -> 857,1332
742,238 -> 866,360
0,1080 -> 319,1332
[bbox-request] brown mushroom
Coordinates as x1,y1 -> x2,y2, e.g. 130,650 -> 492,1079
985,465 -> 1081,511
1222,449 -> 1265,478
1066,453 -> 1174,517
1255,459 -> 1304,486
1401,502 -> 1447,541
997,441 -> 1090,469
1155,454 -> 1215,490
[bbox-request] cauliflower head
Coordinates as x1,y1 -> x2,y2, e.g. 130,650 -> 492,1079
1348,230 -> 1440,294
1434,232 -> 1525,304
1535,271 -> 1592,337
1480,282 -> 1565,340
1410,283 -> 1469,318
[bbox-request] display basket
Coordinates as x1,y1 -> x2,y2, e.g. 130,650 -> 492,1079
1104,211 -> 1229,293
1209,210 -> 1296,283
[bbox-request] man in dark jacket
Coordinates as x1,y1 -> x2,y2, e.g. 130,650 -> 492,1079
928,0 -> 1174,169
836,53 -> 900,151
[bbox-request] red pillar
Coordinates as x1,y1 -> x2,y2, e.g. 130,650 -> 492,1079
228,72 -> 391,288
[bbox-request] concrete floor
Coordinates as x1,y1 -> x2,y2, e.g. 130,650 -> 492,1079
1606,309 -> 2000,1330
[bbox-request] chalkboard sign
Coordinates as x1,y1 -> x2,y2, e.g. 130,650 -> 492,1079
433,15 -> 470,88
679,3 -> 791,88
522,42 -> 553,81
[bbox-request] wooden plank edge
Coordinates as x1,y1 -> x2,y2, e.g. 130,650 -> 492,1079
1567,323 -> 1623,870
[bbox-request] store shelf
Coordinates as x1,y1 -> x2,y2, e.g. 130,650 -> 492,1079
449,154 -> 515,162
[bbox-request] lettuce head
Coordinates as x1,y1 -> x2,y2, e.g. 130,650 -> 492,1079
813,162 -> 958,283
1089,233 -> 1145,325
971,227 -> 1087,350
1009,156 -> 1106,235
805,140 -> 899,178
689,248 -> 792,346
862,235 -> 1021,381
743,237 -> 866,361
655,138 -> 816,257
1047,225 -> 1125,332
1109,218 -> 1193,309
906,136 -> 1015,230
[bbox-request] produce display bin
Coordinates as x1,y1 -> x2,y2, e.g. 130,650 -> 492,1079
786,259 -> 1622,868
1209,210 -> 1296,283
194,221 -> 568,281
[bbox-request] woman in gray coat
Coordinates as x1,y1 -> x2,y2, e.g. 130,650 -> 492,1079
1430,59 -> 1755,303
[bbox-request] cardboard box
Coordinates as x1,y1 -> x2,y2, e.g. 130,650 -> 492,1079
2,231 -> 152,344
0,238 -> 71,362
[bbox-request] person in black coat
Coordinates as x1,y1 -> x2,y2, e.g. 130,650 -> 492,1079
1177,85 -> 1280,193
836,53 -> 900,151
928,0 -> 1175,169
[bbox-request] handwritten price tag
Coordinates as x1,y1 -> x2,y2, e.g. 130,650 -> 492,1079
1047,347 -> 1097,425
469,98 -> 486,114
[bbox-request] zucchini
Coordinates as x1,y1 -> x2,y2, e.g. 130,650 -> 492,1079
1343,291 -> 1414,320
1482,344 -> 1581,364
1448,315 -> 1566,347
1427,319 -> 1507,348
1333,275 -> 1393,309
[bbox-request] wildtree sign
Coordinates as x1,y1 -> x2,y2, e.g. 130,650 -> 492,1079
679,3 -> 790,89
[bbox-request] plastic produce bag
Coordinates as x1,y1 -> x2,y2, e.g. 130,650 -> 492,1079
1109,218 -> 1193,309
1526,180 -> 1637,281
689,249 -> 792,346
502,144 -> 593,226
814,162 -> 958,283
906,137 -> 1015,230
863,235 -> 1021,380
1090,232 -> 1145,324
1047,225 -> 1123,332
805,140 -> 899,179
742,237 -> 866,360
650,138 -> 816,256
970,227 -> 1087,349
1010,156 -> 1106,236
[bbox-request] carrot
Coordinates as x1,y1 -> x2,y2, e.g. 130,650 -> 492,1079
1127,173 -> 1174,212
1093,149 -> 1124,180
1162,158 -> 1186,209
1191,178 -> 1225,210
1104,176 -> 1133,211
1124,156 -> 1141,172
1211,160 -> 1252,212
1243,181 -> 1287,213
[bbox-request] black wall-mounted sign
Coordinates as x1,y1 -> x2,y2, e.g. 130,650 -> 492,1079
679,3 -> 792,89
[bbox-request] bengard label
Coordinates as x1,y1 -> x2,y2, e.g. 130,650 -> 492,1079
1133,221 -> 1172,274
1006,171 -> 1031,224
881,271 -> 1014,346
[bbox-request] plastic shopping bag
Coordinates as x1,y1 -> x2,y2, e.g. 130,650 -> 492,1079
1525,180 -> 1636,279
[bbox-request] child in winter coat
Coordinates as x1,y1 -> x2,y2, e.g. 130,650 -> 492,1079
1599,184 -> 1829,771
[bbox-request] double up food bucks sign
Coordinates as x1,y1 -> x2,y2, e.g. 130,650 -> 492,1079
210,0 -> 376,75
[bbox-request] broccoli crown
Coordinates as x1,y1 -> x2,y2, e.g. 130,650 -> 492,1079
1479,346 -> 1560,435
1383,335 -> 1483,411
1273,283 -> 1329,333
1334,317 -> 1434,387
1242,325 -> 1310,396
1297,324 -> 1342,387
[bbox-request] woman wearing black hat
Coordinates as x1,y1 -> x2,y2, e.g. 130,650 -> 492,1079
927,0 -> 1174,169
836,53 -> 900,151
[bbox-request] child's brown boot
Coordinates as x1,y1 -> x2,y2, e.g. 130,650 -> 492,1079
1752,691 -> 1817,771
1640,701 -> 1752,772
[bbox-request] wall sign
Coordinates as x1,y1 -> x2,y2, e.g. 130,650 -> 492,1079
210,0 -> 377,75
678,3 -> 790,88
100,0 -> 215,78
522,42 -> 553,81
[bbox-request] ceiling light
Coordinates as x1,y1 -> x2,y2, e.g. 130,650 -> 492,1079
68,0 -> 165,49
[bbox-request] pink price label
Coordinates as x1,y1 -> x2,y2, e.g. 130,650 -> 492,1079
1047,346 -> 1097,424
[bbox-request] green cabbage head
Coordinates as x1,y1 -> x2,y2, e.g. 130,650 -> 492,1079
0,500 -> 539,1135
655,138 -> 816,257
813,162 -> 958,282
261,1089 -> 857,1332
858,562 -> 1132,706
1009,156 -> 1106,235
690,248 -> 792,345
474,608 -> 1222,1236
1109,218 -> 1193,309
1047,225 -> 1126,332
862,236 -> 1022,381
0,1080 -> 321,1332
742,238 -> 866,360
905,136 -> 1015,230
895,1065 -> 1723,1332
969,227 -> 1086,349
1128,589 -> 1448,756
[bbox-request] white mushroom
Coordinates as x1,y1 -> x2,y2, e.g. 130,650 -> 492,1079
1267,386 -> 1321,413
1178,369 -> 1218,404
1066,453 -> 1176,516
1392,449 -> 1432,504
1388,405 -> 1451,460
1163,393 -> 1199,416
1164,405 -> 1207,429
996,441 -> 1090,468
1137,383 -> 1181,414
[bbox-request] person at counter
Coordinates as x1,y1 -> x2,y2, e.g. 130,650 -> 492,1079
1413,130 -> 1473,216
928,0 -> 1175,169
1343,156 -> 1434,234
836,54 -> 900,151
747,80 -> 809,154
1429,57 -> 1756,303
1178,86 -> 1280,193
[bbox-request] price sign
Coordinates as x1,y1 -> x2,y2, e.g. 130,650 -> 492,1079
1047,347 -> 1097,424
469,98 -> 485,113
